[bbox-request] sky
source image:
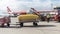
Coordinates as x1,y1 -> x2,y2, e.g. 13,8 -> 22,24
0,0 -> 60,12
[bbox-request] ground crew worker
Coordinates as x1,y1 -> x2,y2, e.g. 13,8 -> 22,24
46,14 -> 51,22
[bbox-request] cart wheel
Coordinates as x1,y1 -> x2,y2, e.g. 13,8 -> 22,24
7,23 -> 10,27
33,22 -> 38,26
1,24 -> 4,27
20,22 -> 23,27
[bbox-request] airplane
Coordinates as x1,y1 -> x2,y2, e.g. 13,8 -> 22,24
30,8 -> 59,21
7,6 -> 58,17
7,6 -> 27,17
30,8 -> 58,15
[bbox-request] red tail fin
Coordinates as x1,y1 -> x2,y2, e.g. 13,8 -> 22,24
31,8 -> 39,15
7,6 -> 12,14
31,8 -> 37,12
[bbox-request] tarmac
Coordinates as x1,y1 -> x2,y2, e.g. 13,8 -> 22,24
0,17 -> 60,34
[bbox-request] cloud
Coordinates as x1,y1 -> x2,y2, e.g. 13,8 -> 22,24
18,0 -> 52,10
0,0 -> 60,12
0,0 -> 18,11
16,0 -> 33,2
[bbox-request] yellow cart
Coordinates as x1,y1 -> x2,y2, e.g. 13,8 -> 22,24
17,14 -> 39,27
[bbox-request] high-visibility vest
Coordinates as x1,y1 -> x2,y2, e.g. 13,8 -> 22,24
47,14 -> 51,18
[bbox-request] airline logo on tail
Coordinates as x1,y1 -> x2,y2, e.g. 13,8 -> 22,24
7,6 -> 12,14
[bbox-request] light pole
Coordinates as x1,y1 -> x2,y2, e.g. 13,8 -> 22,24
51,3 -> 53,10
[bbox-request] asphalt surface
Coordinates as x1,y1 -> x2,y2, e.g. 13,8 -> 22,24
0,17 -> 60,34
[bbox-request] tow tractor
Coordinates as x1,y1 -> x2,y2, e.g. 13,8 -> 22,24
0,13 -> 11,27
